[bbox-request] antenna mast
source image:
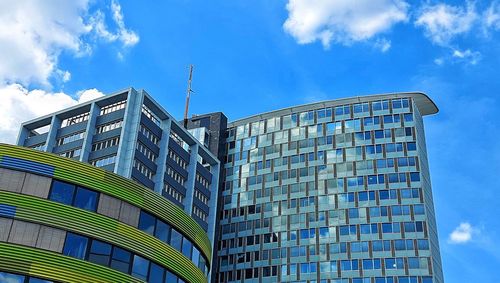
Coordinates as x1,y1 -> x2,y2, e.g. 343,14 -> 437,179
183,64 -> 194,128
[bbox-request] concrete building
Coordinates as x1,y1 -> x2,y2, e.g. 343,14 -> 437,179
16,88 -> 220,251
13,89 -> 445,283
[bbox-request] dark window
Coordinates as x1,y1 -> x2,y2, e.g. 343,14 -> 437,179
88,240 -> 112,266
74,187 -> 99,212
155,220 -> 171,244
166,272 -> 178,283
132,255 -> 150,281
110,247 -> 132,274
182,239 -> 193,259
149,263 -> 165,283
170,229 -> 182,251
49,180 -> 75,205
138,211 -> 156,235
63,233 -> 88,260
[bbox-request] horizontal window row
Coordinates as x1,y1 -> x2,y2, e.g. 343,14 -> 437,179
90,154 -> 116,167
92,137 -> 120,151
195,173 -> 210,189
230,118 -> 414,152
228,98 -> 412,139
133,159 -> 155,180
166,166 -> 186,186
59,147 -> 81,159
141,105 -> 161,127
0,272 -> 53,283
163,183 -> 184,203
139,124 -> 160,145
138,211 -> 209,275
137,142 -> 158,162
228,130 -> 416,163
61,112 -> 89,128
56,131 -> 85,146
96,119 -> 123,134
99,100 -> 126,115
168,149 -> 188,170
193,206 -> 208,222
62,232 -> 184,283
194,189 -> 209,206
28,143 -> 46,151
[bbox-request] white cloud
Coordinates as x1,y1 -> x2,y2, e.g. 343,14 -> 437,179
0,0 -> 138,87
374,38 -> 391,52
0,84 -> 104,144
449,222 -> 479,244
484,2 -> 500,31
283,0 -> 409,49
452,48 -> 481,64
415,2 -> 477,46
89,0 -> 139,48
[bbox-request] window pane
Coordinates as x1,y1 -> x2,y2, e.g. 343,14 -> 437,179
110,247 -> 132,274
148,263 -> 165,283
88,239 -> 112,266
182,239 -> 193,259
49,180 -> 75,205
74,187 -> 98,212
29,278 -> 54,283
155,220 -> 170,243
170,229 -> 182,251
166,271 -> 178,283
132,255 -> 150,281
138,211 -> 156,235
0,272 -> 25,283
63,233 -> 88,260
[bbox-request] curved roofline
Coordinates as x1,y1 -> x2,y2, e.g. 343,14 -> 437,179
228,91 -> 438,127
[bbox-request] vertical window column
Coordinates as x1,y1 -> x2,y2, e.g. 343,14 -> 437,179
153,118 -> 172,195
45,115 -> 62,153
183,143 -> 199,216
115,89 -> 143,178
80,102 -> 100,163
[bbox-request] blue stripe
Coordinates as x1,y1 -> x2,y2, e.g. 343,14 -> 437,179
0,156 -> 55,177
0,204 -> 16,218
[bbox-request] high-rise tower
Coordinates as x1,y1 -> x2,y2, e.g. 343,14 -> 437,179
217,93 -> 443,283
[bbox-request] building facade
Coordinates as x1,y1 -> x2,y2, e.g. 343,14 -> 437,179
217,93 -> 444,283
16,88 -> 220,249
0,144 -> 212,283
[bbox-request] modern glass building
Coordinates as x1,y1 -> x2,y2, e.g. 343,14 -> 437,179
217,92 -> 443,283
15,88 -> 220,249
0,144 -> 212,283
12,89 -> 445,283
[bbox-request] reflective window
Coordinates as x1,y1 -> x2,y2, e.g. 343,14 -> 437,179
132,255 -> 150,281
88,240 -> 112,266
138,211 -> 156,235
63,233 -> 88,260
110,247 -> 132,274
49,180 -> 75,205
74,187 -> 98,212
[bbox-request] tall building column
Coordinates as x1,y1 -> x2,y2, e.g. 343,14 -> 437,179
153,118 -> 172,195
183,143 -> 199,215
45,115 -> 62,153
80,102 -> 100,163
115,88 -> 144,178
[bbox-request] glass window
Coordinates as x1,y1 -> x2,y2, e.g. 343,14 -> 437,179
63,233 -> 89,260
132,255 -> 150,281
0,272 -> 25,283
29,279 -> 54,283
88,240 -> 112,266
166,272 -> 178,283
182,239 -> 193,259
74,187 -> 98,212
155,220 -> 171,243
170,229 -> 183,251
149,263 -> 165,283
138,211 -> 156,236
110,247 -> 132,274
49,180 -> 75,205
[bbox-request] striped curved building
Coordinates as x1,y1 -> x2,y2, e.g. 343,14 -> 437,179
0,144 -> 211,283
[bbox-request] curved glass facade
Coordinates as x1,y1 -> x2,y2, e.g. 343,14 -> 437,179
0,144 -> 210,283
217,94 -> 444,283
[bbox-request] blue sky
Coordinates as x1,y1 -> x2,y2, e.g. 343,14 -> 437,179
1,1 -> 500,282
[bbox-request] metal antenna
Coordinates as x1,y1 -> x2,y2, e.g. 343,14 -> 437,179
183,64 -> 194,128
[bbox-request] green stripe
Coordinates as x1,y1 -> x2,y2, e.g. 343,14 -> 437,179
0,192 -> 206,283
0,242 -> 142,283
0,144 -> 211,262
